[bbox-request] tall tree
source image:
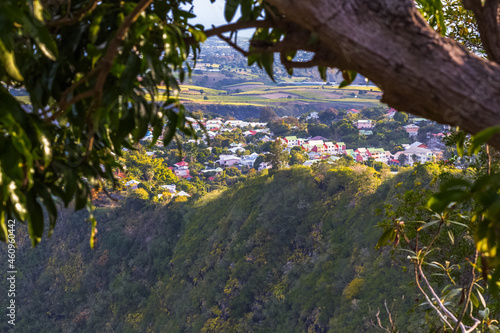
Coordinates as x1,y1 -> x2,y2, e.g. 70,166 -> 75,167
266,140 -> 290,170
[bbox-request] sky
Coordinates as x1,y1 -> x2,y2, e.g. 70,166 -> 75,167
188,0 -> 226,28
188,0 -> 254,37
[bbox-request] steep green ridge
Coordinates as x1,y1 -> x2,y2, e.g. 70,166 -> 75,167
1,164 -> 442,332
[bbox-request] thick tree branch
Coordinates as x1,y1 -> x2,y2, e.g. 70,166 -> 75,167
264,0 -> 500,149
462,0 -> 500,63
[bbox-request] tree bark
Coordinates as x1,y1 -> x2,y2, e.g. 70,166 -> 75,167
266,0 -> 500,148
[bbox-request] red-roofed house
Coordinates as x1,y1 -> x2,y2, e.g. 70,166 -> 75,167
174,169 -> 191,179
174,161 -> 189,168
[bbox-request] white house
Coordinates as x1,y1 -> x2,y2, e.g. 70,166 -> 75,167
218,154 -> 242,166
356,119 -> 373,129
395,146 -> 435,165
258,162 -> 272,171
160,184 -> 176,193
240,153 -> 259,167
403,124 -> 420,137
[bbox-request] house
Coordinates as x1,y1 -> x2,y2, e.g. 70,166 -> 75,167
324,142 -> 337,154
359,130 -> 373,136
407,141 -> 428,149
306,112 -> 319,120
228,146 -> 246,154
355,148 -> 372,161
248,122 -> 268,128
174,161 -> 189,168
356,119 -> 373,129
218,154 -> 242,166
386,108 -> 397,118
403,124 -> 419,137
345,149 -> 357,159
174,169 -> 191,179
124,179 -> 140,187
308,152 -> 321,159
260,135 -> 272,142
367,148 -> 390,163
308,139 -> 325,147
225,120 -> 243,127
243,130 -> 257,137
303,160 -> 320,167
395,146 -> 435,165
160,184 -> 176,193
336,142 -> 347,153
114,170 -> 126,179
311,144 -> 326,154
240,153 -> 259,167
176,191 -> 191,197
282,136 -> 301,147
347,108 -> 359,114
258,162 -> 272,171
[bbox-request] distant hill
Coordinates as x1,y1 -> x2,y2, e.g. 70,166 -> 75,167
1,164 -> 444,332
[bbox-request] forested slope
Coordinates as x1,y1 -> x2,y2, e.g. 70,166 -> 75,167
1,164 -> 444,332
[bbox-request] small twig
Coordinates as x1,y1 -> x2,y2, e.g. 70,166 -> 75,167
184,20 -> 275,45
216,33 -> 250,57
414,260 -> 454,330
384,299 -> 395,332
46,0 -> 99,28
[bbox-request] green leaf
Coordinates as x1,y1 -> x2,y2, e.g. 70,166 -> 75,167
427,189 -> 470,212
468,125 -> 500,155
376,228 -> 396,249
339,70 -> 357,88
89,13 -> 104,44
240,0 -> 252,20
0,38 -> 23,81
447,229 -> 454,244
26,192 -> 44,246
477,290 -> 486,308
470,292 -> 479,308
261,53 -> 274,82
318,66 -> 328,81
224,0 -> 240,22
34,26 -> 59,61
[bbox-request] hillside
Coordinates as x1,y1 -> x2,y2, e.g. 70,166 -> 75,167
1,164 -> 444,332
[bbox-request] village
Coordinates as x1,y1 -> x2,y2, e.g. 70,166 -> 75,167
115,106 -> 450,202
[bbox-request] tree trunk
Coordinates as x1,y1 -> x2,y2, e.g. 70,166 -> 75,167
266,0 -> 500,147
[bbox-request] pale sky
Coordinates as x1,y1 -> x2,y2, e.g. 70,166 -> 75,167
189,0 -> 226,28
188,0 -> 254,37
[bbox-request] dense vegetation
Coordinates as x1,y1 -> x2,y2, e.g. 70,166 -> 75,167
1,162 -> 465,332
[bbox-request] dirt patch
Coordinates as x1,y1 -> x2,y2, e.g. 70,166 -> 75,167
311,91 -> 343,99
259,92 -> 301,99
229,84 -> 269,90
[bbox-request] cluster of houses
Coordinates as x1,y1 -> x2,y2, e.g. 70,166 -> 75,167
196,118 -> 270,141
123,181 -> 191,199
278,135 -> 441,167
122,109 -> 450,200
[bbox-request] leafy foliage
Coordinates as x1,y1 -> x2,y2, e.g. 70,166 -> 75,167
2,163 -> 457,332
0,0 -> 205,245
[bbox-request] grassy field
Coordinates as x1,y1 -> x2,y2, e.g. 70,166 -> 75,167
170,81 -> 382,108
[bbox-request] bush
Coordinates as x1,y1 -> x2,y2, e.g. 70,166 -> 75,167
130,188 -> 150,200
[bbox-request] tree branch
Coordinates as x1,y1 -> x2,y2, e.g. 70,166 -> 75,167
462,0 -> 500,63
414,261 -> 454,330
264,0 -> 500,149
52,0 -> 153,121
46,0 -> 99,28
